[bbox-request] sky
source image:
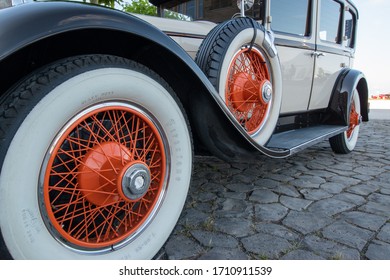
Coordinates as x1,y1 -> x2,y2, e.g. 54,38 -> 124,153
353,0 -> 390,95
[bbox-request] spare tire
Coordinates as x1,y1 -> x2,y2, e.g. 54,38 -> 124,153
196,17 -> 282,145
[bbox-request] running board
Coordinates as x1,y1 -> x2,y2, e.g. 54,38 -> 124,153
266,125 -> 347,155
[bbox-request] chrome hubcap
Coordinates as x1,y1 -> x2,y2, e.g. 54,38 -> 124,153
122,163 -> 151,200
261,81 -> 273,104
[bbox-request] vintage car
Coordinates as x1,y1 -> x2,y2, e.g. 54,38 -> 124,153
0,0 -> 368,259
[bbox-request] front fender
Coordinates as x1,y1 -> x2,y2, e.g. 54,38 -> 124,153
0,2 -> 183,61
0,2 -> 285,159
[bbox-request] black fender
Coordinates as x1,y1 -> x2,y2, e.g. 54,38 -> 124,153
0,2 -> 277,160
326,68 -> 369,126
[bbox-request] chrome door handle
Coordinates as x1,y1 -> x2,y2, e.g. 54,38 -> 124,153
311,51 -> 325,58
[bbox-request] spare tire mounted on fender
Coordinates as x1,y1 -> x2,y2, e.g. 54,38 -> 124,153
196,18 -> 282,145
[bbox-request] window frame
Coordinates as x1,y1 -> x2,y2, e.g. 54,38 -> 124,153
318,0 -> 344,45
270,0 -> 313,39
344,6 -> 357,49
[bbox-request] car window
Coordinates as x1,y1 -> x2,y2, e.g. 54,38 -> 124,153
160,0 -> 264,23
344,8 -> 356,48
319,0 -> 342,44
270,0 -> 311,36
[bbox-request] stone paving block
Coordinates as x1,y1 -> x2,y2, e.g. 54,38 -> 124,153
300,188 -> 333,200
367,180 -> 390,189
308,198 -> 355,216
181,208 -> 211,228
282,211 -> 333,234
322,221 -> 374,250
359,201 -> 390,218
346,184 -> 379,196
190,230 -> 238,248
305,170 -> 336,179
194,202 -> 215,213
280,250 -> 325,260
328,176 -> 361,186
265,173 -> 294,183
352,174 -> 374,182
274,184 -> 301,198
202,182 -> 226,193
326,169 -> 356,177
306,162 -> 329,170
280,195 -> 312,211
215,198 -> 251,217
225,183 -> 255,193
253,178 -> 280,189
368,193 -> 390,204
229,173 -> 255,184
164,235 -> 204,260
196,191 -> 218,202
290,178 -> 321,189
198,247 -> 248,260
254,203 -> 289,222
255,223 -> 300,241
380,188 -> 390,195
333,193 -> 366,206
191,177 -> 208,188
249,189 -> 279,203
354,166 -> 385,176
340,211 -> 387,231
365,240 -> 390,260
302,235 -> 360,260
220,191 -> 246,200
379,172 -> 390,182
320,182 -> 345,194
214,217 -> 254,238
241,233 -> 292,259
377,223 -> 390,243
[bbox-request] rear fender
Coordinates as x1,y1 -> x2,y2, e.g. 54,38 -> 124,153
326,69 -> 369,125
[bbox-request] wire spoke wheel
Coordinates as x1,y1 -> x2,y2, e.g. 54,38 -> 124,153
226,47 -> 272,134
41,103 -> 168,251
0,55 -> 192,259
329,89 -> 361,154
195,18 -> 282,145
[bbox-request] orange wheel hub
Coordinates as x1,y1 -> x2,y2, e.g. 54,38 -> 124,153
42,104 -> 166,249
78,142 -> 131,206
226,47 -> 272,134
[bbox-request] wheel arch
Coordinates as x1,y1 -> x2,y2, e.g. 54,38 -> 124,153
326,68 -> 369,125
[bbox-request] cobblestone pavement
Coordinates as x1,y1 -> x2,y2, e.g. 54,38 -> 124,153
159,120 -> 390,260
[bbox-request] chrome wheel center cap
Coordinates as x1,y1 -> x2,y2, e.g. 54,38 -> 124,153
121,163 -> 151,200
261,81 -> 273,104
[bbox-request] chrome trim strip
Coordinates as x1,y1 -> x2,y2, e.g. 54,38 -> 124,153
289,126 -> 347,154
164,31 -> 206,40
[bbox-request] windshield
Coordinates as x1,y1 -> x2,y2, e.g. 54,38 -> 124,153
152,0 -> 265,23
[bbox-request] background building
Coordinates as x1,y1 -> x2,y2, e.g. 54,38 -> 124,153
0,0 -> 12,9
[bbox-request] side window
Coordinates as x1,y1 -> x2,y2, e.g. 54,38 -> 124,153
344,9 -> 356,48
270,0 -> 311,36
319,0 -> 342,44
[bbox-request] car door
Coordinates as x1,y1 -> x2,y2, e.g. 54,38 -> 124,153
269,0 -> 316,114
308,0 -> 354,110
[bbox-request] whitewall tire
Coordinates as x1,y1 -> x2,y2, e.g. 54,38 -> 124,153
329,89 -> 361,153
196,18 -> 282,145
0,55 -> 192,259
